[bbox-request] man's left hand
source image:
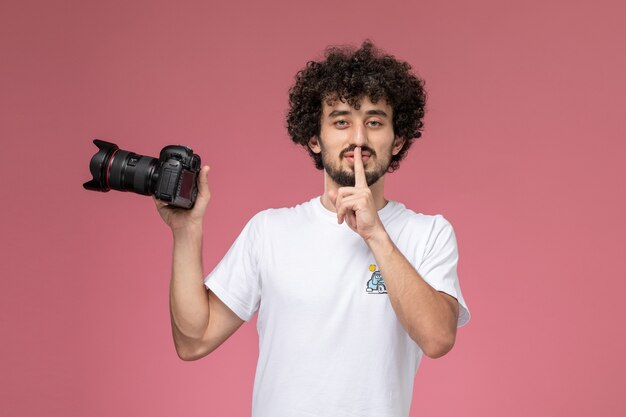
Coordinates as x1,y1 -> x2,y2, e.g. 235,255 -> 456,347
329,147 -> 385,242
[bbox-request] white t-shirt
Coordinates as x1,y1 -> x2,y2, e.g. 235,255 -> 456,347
205,197 -> 470,417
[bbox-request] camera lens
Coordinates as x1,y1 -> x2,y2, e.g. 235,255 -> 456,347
107,150 -> 158,195
83,139 -> 158,195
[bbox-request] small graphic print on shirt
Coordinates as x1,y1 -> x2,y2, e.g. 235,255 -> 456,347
366,264 -> 387,294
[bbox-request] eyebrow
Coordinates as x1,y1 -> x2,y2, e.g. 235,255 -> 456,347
327,109 -> 389,118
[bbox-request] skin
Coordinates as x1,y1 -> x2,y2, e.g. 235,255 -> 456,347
156,96 -> 459,360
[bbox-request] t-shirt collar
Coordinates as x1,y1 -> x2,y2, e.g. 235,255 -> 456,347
311,195 -> 398,224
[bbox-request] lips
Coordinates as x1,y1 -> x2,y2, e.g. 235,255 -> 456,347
344,153 -> 371,164
344,151 -> 371,158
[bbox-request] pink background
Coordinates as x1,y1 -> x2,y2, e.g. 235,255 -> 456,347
1,0 -> 625,415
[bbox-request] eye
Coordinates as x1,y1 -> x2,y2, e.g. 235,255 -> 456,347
367,120 -> 382,127
334,120 -> 349,128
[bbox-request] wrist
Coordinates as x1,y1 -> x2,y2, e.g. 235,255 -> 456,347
364,227 -> 393,252
172,224 -> 203,241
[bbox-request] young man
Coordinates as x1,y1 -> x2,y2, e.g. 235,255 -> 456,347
155,41 -> 470,417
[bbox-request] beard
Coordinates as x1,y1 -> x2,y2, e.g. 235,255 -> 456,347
320,143 -> 391,187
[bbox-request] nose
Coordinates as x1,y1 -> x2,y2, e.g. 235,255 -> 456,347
353,124 -> 368,147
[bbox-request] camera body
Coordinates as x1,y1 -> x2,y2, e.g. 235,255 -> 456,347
83,139 -> 201,209
153,145 -> 201,208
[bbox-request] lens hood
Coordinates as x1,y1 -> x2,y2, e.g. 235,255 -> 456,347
83,139 -> 119,192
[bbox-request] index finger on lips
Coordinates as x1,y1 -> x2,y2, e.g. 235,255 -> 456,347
354,147 -> 367,188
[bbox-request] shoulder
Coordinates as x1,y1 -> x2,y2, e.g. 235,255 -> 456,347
247,198 -> 318,228
386,201 -> 454,232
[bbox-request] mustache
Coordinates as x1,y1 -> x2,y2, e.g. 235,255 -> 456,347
339,145 -> 376,158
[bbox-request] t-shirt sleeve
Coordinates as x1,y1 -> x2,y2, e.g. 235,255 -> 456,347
417,215 -> 470,327
203,213 -> 263,321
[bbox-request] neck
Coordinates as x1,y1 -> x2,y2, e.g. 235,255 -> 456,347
320,171 -> 388,213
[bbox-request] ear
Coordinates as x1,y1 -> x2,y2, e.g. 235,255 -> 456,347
391,137 -> 406,156
308,136 -> 322,154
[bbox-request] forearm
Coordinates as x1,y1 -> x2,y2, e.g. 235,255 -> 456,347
366,232 -> 458,358
169,226 -> 210,342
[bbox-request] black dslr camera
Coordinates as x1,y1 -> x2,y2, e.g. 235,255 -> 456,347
83,139 -> 201,209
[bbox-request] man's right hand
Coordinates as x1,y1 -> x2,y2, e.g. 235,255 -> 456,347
155,164 -> 243,360
154,165 -> 211,233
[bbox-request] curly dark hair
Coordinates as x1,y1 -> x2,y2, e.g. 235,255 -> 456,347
287,40 -> 426,172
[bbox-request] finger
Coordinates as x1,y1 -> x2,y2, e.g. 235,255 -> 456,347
335,187 -> 356,224
338,205 -> 358,229
325,189 -> 345,223
196,166 -> 211,199
193,165 -> 211,211
335,194 -> 360,226
353,147 -> 367,188
334,190 -> 345,224
346,211 -> 357,230
153,195 -> 169,209
336,187 -> 356,198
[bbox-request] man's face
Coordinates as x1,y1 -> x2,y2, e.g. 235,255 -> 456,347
309,96 -> 404,187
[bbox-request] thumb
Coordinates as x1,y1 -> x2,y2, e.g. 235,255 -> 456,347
195,165 -> 211,205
